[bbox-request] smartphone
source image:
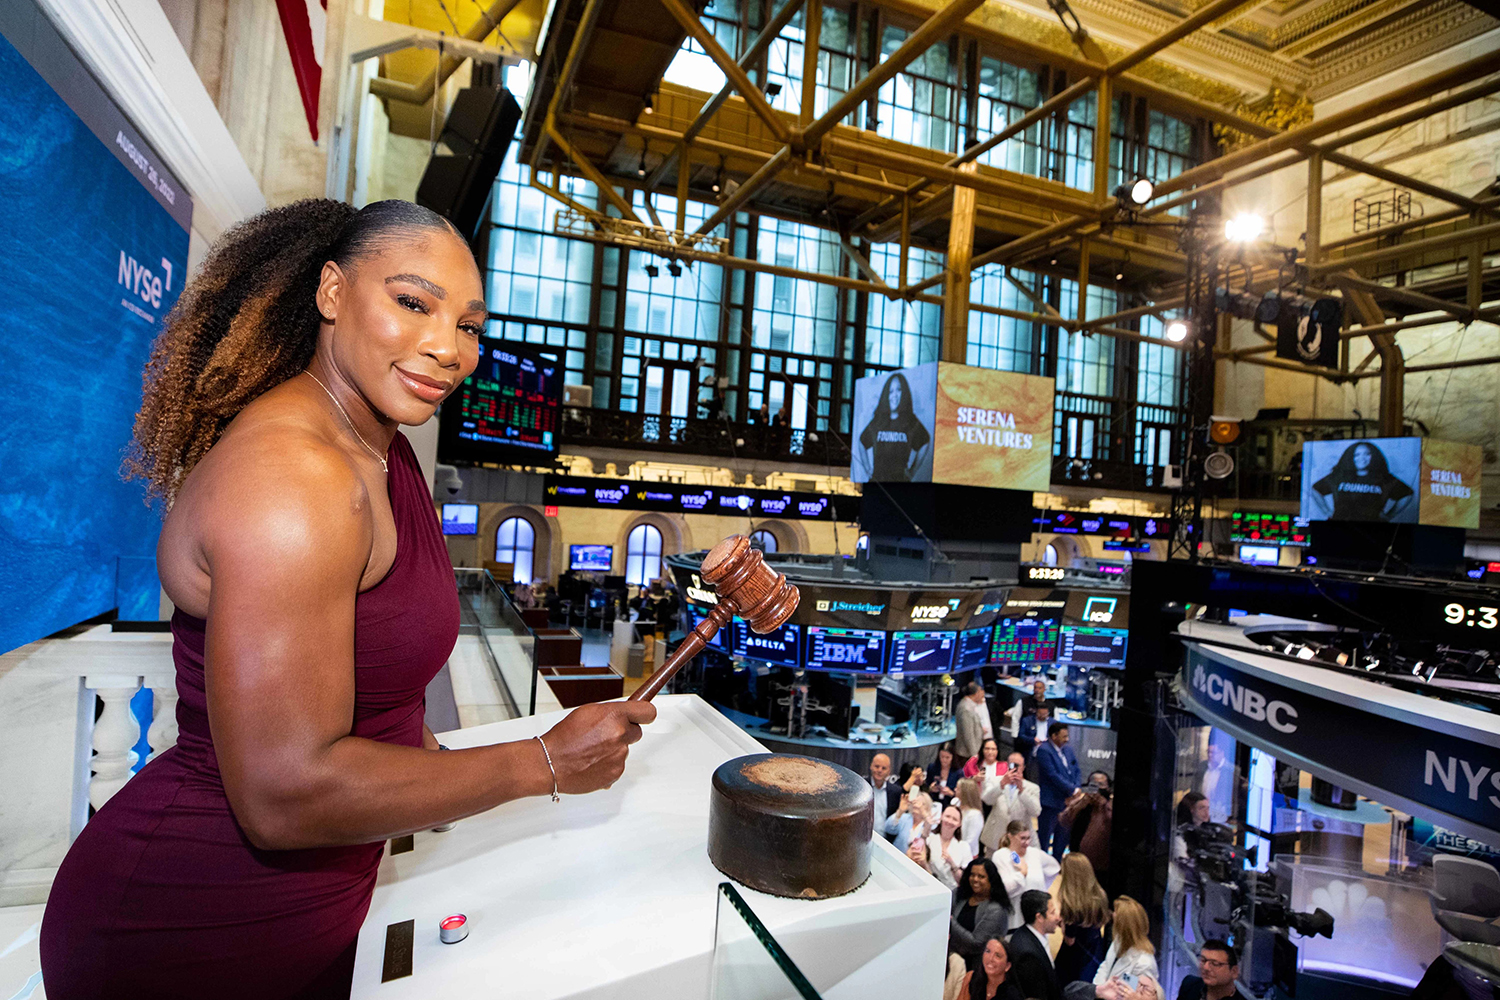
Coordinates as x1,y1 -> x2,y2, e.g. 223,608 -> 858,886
1118,973 -> 1139,990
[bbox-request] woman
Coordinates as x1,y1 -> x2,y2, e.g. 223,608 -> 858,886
1309,439 -> 1415,522
1094,896 -> 1159,994
928,804 -> 975,890
964,737 -> 1002,780
957,938 -> 1024,1000
1053,853 -> 1111,983
950,858 -> 1010,969
906,835 -> 939,879
927,741 -> 960,807
995,819 -> 1060,929
39,200 -> 654,997
893,791 -> 935,853
955,777 -> 985,855
855,370 -> 931,482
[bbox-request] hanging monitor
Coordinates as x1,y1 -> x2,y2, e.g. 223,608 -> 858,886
887,631 -> 957,675
438,338 -> 562,465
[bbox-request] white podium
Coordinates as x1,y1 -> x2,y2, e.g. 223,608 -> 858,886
352,695 -> 951,998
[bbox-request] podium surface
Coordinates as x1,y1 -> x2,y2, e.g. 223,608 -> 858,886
352,695 -> 950,998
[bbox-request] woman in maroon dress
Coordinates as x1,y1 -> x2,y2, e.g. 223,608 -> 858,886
39,200 -> 655,998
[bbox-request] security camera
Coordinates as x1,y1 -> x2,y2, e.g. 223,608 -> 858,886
435,464 -> 463,496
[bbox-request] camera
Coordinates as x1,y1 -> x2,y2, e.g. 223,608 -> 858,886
435,463 -> 463,496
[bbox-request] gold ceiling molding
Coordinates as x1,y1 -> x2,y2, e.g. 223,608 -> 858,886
1213,87 -> 1313,150
1306,4 -> 1497,99
1278,0 -> 1420,60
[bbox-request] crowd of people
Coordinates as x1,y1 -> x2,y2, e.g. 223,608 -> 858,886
866,682 -> 1247,1000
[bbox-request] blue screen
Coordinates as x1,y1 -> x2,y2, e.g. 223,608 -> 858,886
956,625 -> 994,669
888,631 -> 956,674
732,619 -> 802,667
441,503 -> 478,535
804,626 -> 886,673
570,544 -> 613,571
0,26 -> 190,651
1056,626 -> 1128,666
689,606 -> 731,651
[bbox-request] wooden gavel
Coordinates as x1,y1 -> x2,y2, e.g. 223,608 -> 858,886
629,534 -> 799,702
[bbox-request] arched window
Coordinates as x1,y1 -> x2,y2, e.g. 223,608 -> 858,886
856,533 -> 870,555
1042,543 -> 1059,566
750,529 -> 778,553
495,517 -> 536,584
625,523 -> 663,586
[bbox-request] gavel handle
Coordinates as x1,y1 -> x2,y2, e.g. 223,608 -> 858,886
629,601 -> 736,702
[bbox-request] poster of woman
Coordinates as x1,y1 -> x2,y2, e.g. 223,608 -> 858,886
851,364 -> 936,483
1301,438 -> 1420,523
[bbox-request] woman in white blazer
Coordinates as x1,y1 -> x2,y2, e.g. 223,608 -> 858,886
993,819 -> 1059,930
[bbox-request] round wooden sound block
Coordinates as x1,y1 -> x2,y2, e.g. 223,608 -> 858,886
708,753 -> 873,899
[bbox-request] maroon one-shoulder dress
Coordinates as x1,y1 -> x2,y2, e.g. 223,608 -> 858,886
41,433 -> 459,998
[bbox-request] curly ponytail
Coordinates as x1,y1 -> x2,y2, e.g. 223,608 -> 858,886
124,198 -> 459,505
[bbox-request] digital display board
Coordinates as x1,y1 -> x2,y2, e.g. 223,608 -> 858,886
441,503 -> 479,535
1230,512 -> 1309,547
1238,543 -> 1280,566
569,544 -> 613,571
804,626 -> 887,673
887,631 -> 956,674
1056,626 -> 1128,666
544,475 -> 857,522
439,339 -> 561,463
1033,511 -> 1171,540
733,620 -> 803,666
956,625 -> 995,669
991,616 -> 1061,663
689,606 -> 730,651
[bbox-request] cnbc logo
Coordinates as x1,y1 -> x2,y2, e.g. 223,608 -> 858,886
1083,596 -> 1118,623
816,599 -> 885,616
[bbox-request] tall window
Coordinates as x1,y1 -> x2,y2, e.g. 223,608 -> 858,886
625,523 -> 664,586
874,27 -> 956,153
750,529 -> 778,553
967,265 -> 1037,373
495,517 -> 536,584
1043,543 -> 1059,566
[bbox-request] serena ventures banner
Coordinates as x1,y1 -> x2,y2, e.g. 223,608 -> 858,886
852,362 -> 1055,492
1300,437 -> 1481,529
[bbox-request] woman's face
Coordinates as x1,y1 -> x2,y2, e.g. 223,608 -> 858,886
981,939 -> 1010,979
968,865 -> 991,897
941,805 -> 962,835
981,740 -> 999,763
939,747 -> 954,769
886,378 -> 904,413
1192,798 -> 1211,825
1353,443 -> 1373,473
317,232 -> 485,427
1011,828 -> 1032,853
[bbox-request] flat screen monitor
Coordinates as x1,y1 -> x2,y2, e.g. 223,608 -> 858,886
804,626 -> 886,674
1056,626 -> 1128,666
956,625 -> 995,670
438,339 -> 562,464
440,503 -> 478,535
887,631 -> 956,675
1238,543 -> 1280,566
569,544 -> 613,572
991,615 -> 1060,663
690,606 -> 730,651
732,619 -> 802,667
805,672 -> 855,737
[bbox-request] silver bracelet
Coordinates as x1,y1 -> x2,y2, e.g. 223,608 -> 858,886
534,735 -> 561,802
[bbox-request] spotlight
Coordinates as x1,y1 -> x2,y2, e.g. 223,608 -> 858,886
1049,258 -> 1058,266
765,82 -> 782,98
1224,213 -> 1264,243
643,263 -> 659,278
1115,270 -> 1125,281
666,262 -> 683,277
637,152 -> 648,177
643,97 -> 654,115
1165,320 -> 1189,342
1114,178 -> 1154,206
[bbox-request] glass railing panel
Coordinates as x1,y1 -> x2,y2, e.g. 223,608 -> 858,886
710,882 -> 822,1000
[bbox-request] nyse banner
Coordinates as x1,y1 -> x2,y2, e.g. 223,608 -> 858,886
933,363 -> 1055,492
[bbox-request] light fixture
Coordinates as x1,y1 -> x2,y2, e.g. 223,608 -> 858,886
765,82 -> 782,98
643,97 -> 654,115
1165,320 -> 1189,342
711,160 -> 723,193
637,151 -> 648,177
1114,178 -> 1154,206
666,261 -> 683,277
643,263 -> 659,278
1224,213 -> 1265,243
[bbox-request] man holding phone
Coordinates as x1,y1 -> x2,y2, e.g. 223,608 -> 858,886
979,751 -> 1041,855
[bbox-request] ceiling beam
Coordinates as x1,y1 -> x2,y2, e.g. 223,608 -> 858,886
655,0 -> 792,144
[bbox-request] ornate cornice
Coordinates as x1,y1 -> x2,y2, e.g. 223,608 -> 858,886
1307,4 -> 1498,99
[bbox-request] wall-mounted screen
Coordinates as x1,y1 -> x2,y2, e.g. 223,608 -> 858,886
1056,626 -> 1128,666
991,616 -> 1060,663
804,626 -> 886,674
956,626 -> 995,670
888,631 -> 956,675
1238,543 -> 1280,566
689,606 -> 731,651
1300,437 -> 1420,525
441,503 -> 479,535
1231,512 -> 1309,547
569,544 -> 613,572
438,339 -> 562,464
732,620 -> 802,667
545,475 -> 857,522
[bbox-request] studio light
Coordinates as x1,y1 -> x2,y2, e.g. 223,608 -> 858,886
666,262 -> 683,278
643,97 -> 654,116
1224,213 -> 1264,243
1114,178 -> 1154,206
637,152 -> 648,178
765,82 -> 782,98
1165,320 -> 1189,342
643,263 -> 659,278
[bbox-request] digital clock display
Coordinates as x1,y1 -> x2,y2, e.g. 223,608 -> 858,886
1026,566 -> 1065,582
1445,603 -> 1499,629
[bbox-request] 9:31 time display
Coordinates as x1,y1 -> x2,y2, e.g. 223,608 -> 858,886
1444,602 -> 1499,629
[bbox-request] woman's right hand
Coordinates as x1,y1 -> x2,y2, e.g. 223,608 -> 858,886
539,701 -> 657,794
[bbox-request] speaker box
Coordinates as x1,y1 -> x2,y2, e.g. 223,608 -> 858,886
416,87 -> 522,239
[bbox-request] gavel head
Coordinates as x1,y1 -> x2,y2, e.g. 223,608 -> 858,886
701,535 -> 799,634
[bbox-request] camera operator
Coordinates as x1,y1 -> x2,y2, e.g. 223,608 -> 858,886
1176,940 -> 1248,1000
1060,770 -> 1112,878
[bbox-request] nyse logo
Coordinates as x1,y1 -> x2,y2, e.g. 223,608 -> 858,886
1191,664 -> 1298,733
119,251 -> 171,309
1083,597 -> 1118,623
911,599 -> 960,624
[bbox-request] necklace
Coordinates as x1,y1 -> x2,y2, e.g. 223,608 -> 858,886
305,370 -> 388,473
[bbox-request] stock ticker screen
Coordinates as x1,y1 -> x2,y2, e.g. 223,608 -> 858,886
438,339 -> 561,464
991,615 -> 1061,663
887,631 -> 956,675
804,626 -> 887,674
956,625 -> 996,670
1056,626 -> 1128,666
732,620 -> 803,667
689,606 -> 730,652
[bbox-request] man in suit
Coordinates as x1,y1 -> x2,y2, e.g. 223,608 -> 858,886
1035,722 -> 1081,861
1017,703 -> 1053,774
955,681 -> 992,761
980,751 -> 1042,855
868,753 -> 902,841
1176,940 -> 1248,999
1192,742 -> 1243,825
1008,889 -> 1062,1000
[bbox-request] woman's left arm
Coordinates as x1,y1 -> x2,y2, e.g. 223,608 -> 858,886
421,725 -> 440,751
